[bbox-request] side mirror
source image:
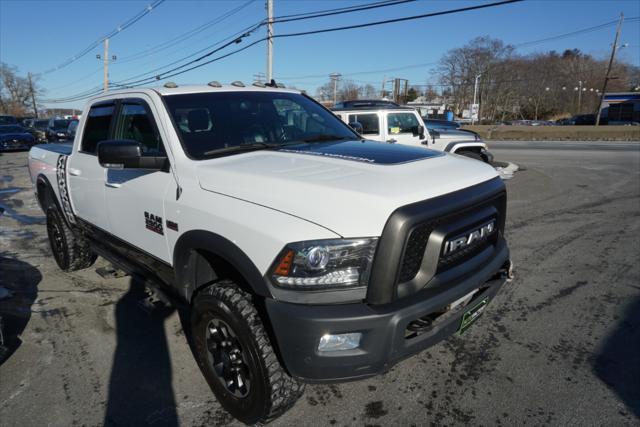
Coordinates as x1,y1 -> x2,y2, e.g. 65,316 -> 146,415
414,125 -> 425,138
348,122 -> 364,134
97,140 -> 167,170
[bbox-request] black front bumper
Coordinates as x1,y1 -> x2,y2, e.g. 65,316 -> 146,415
266,240 -> 510,383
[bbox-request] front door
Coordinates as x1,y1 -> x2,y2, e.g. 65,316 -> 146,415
104,97 -> 174,264
384,112 -> 424,147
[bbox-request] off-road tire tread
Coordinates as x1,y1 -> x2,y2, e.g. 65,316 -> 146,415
47,208 -> 96,272
200,280 -> 304,424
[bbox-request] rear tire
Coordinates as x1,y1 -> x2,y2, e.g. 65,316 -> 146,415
46,207 -> 96,271
191,280 -> 304,425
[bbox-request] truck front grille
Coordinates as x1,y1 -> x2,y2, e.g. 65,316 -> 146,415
398,223 -> 433,282
397,193 -> 505,283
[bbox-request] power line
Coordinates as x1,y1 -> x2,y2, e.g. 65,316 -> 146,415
276,61 -> 439,80
514,16 -> 640,49
271,0 -> 523,39
116,0 -> 523,89
115,0 -> 257,64
37,0 -> 166,76
44,0 -> 523,102
44,0 -> 430,100
112,0 -> 417,85
272,0 -> 416,23
272,0 -> 410,20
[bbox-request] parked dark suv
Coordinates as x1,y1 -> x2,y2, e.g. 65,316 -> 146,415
46,118 -> 73,142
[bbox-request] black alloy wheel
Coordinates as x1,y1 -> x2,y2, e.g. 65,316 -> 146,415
205,317 -> 251,398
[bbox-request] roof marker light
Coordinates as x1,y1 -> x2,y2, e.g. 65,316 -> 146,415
252,81 -> 266,88
231,81 -> 245,87
164,82 -> 178,88
208,81 -> 222,88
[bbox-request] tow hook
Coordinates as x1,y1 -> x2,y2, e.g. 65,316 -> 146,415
491,260 -> 514,282
505,260 -> 515,281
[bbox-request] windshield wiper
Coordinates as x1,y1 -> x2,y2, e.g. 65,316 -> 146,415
301,135 -> 352,143
202,142 -> 276,156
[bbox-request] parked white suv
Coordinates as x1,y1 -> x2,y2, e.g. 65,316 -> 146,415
333,106 -> 492,162
29,83 -> 511,424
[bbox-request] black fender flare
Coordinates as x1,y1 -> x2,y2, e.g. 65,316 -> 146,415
173,230 -> 272,302
443,141 -> 483,153
35,174 -> 64,216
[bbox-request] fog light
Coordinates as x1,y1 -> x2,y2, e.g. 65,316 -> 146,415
317,333 -> 362,352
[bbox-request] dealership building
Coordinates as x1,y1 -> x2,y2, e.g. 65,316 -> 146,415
599,92 -> 640,124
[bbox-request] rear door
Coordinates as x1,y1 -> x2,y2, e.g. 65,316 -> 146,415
385,111 -> 424,147
104,97 -> 174,263
346,113 -> 382,141
67,102 -> 115,231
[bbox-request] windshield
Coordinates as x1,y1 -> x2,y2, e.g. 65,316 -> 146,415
53,119 -> 71,130
0,125 -> 25,134
0,116 -> 18,125
35,120 -> 49,130
163,91 -> 358,159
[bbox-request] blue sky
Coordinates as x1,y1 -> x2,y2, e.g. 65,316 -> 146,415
1,0 -> 639,109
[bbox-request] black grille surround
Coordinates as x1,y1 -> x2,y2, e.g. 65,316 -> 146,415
367,177 -> 507,305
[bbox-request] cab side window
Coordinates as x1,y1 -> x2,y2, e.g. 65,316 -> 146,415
81,104 -> 115,154
348,114 -> 379,135
387,112 -> 420,135
115,103 -> 165,154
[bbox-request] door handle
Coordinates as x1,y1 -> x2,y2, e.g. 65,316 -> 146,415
105,181 -> 121,188
387,139 -> 397,144
68,168 -> 81,176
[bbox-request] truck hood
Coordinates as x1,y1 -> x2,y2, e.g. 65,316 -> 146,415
433,128 -> 480,142
196,140 -> 498,237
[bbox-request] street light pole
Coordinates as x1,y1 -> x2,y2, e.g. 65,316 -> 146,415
577,80 -> 583,113
471,73 -> 481,125
595,13 -> 624,126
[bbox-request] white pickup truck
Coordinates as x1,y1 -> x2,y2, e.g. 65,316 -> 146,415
332,105 -> 493,163
29,83 -> 511,424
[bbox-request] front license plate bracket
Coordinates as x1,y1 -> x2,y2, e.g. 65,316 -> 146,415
458,297 -> 489,334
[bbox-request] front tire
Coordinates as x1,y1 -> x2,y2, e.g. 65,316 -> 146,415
46,207 -> 96,271
458,150 -> 486,162
191,280 -> 304,424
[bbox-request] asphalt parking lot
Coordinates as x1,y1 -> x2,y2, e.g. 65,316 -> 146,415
1,141 -> 639,426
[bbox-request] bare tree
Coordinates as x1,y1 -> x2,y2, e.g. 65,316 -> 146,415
0,63 -> 42,116
338,80 -> 361,101
434,40 -> 638,121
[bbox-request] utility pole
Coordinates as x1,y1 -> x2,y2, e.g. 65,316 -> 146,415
103,38 -> 109,93
595,13 -> 624,126
381,76 -> 386,99
330,73 -> 341,106
97,38 -> 116,93
472,73 -> 481,125
266,0 -> 274,82
27,72 -> 38,118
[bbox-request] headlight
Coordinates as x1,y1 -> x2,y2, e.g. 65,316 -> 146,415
57,132 -> 66,137
270,238 -> 378,290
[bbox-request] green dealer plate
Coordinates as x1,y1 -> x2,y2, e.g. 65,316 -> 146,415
458,297 -> 489,334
